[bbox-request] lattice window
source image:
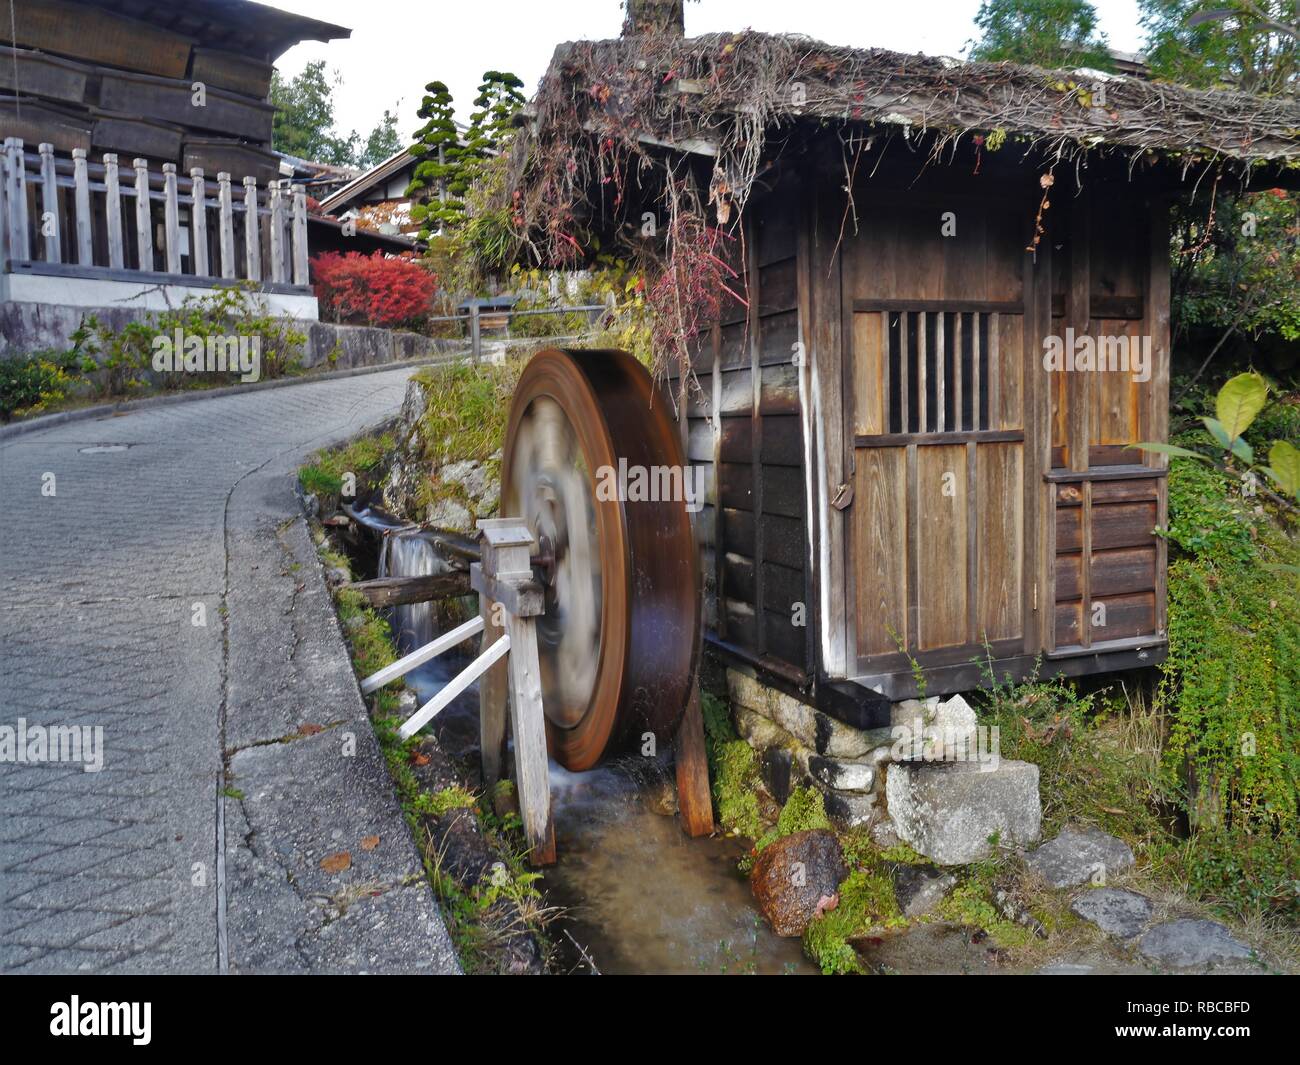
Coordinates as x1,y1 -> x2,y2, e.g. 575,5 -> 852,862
885,310 -> 992,434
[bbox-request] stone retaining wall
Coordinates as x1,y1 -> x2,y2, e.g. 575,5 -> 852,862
0,298 -> 466,369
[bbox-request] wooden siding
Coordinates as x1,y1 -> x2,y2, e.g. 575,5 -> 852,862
669,181 -> 812,676
1045,190 -> 1166,655
0,2 -> 288,183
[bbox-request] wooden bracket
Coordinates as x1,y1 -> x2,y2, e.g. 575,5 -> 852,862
674,684 -> 714,838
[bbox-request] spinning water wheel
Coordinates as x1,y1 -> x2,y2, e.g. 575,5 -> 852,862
501,348 -> 702,772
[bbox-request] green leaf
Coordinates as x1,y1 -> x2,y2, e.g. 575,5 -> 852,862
1267,440 -> 1300,497
1264,564 -> 1300,576
1134,441 -> 1211,462
1230,435 -> 1253,463
1201,416 -> 1231,448
1215,372 -> 1268,442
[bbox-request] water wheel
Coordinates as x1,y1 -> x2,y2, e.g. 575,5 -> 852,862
501,348 -> 700,771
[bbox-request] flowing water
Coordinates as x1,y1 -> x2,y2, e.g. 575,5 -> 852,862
380,531 -> 445,650
385,529 -> 813,975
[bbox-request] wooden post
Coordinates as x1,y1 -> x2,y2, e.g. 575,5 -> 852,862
1147,196 -> 1172,640
103,154 -> 124,269
470,304 -> 481,363
268,179 -> 285,283
133,157 -> 153,270
217,172 -> 234,279
243,176 -> 260,281
72,148 -> 92,265
3,138 -> 29,261
0,144 -> 8,266
478,591 -> 509,791
292,185 -> 309,286
163,163 -> 181,274
472,519 -> 555,866
190,168 -> 208,277
675,685 -> 714,837
39,143 -> 59,262
1066,189 -> 1091,474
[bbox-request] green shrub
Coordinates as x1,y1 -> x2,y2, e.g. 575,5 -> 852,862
0,349 -> 88,421
1171,829 -> 1300,921
1162,457 -> 1300,838
973,665 -> 1170,844
71,285 -> 306,399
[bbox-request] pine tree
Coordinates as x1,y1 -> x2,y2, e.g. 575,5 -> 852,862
406,81 -> 468,237
464,71 -> 526,161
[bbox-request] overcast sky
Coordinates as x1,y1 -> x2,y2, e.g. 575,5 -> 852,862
270,0 -> 1147,146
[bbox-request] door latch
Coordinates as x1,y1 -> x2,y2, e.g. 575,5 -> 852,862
831,482 -> 854,510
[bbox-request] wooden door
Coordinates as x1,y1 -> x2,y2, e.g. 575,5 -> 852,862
851,305 -> 1026,672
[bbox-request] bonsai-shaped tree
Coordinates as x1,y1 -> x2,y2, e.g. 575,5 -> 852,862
407,81 -> 469,238
464,71 -> 526,162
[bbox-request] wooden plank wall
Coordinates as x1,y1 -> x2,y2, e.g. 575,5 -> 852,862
1048,189 -> 1165,651
671,189 -> 811,675
0,1 -> 282,182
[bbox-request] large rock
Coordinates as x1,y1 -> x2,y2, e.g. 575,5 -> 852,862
1071,887 -> 1152,939
1025,825 -> 1134,888
1138,919 -> 1252,968
750,830 -> 847,937
885,759 -> 1041,865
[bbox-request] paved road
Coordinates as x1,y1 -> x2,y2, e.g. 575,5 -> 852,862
0,369 -> 459,973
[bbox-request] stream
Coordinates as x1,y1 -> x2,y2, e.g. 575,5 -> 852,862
381,528 -> 814,975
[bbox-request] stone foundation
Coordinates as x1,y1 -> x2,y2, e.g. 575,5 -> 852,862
726,668 -> 1042,864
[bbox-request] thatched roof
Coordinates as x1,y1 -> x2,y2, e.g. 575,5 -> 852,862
511,30 -> 1300,262
539,31 -> 1299,162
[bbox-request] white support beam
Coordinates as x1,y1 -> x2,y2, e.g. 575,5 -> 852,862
397,634 -> 510,740
359,613 -> 485,694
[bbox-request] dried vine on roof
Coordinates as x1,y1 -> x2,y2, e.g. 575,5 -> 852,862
507,29 -> 1300,376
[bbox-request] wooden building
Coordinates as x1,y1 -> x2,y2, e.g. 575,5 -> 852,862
319,148 -> 422,237
0,0 -> 351,343
511,23 -> 1300,723
1,0 -> 348,182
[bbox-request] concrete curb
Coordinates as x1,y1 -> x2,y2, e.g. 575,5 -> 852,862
0,351 -> 470,442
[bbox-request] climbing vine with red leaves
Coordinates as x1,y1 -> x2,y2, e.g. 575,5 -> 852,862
647,193 -> 745,380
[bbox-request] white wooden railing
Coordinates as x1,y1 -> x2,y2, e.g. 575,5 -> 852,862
0,138 -> 310,291
357,518 -> 557,866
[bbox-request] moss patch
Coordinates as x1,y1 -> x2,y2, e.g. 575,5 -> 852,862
803,852 -> 907,975
755,786 -> 832,854
701,691 -> 767,840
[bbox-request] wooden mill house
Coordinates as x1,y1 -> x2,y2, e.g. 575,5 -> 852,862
512,9 -> 1300,724
0,0 -> 351,344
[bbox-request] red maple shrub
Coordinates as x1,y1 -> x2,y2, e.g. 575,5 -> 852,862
311,252 -> 437,329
